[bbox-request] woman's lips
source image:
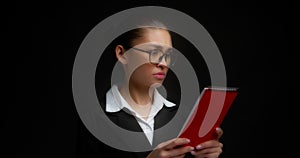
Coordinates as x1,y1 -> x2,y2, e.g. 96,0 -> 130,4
153,72 -> 166,80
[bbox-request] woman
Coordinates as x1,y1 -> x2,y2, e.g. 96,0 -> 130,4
76,20 -> 223,158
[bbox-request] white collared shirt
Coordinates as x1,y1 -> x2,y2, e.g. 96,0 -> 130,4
106,85 -> 176,145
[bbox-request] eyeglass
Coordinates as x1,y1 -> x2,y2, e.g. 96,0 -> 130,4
130,47 -> 177,67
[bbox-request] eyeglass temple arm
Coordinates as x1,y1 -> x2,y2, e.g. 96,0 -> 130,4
131,47 -> 151,54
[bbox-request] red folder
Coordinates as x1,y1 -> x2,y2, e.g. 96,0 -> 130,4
178,87 -> 238,148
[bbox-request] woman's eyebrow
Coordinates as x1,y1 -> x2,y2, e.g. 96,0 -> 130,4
147,44 -> 172,50
146,44 -> 163,49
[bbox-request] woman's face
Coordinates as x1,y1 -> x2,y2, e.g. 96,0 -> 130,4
124,28 -> 173,88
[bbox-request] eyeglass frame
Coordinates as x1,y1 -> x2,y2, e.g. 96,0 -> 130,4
129,47 -> 177,67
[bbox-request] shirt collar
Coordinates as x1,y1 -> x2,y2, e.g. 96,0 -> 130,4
106,85 -> 176,113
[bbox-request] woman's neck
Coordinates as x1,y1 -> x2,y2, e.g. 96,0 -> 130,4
119,83 -> 154,106
119,82 -> 154,120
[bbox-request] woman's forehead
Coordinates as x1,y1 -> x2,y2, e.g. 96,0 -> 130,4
133,29 -> 172,48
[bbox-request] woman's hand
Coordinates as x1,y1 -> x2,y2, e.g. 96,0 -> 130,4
147,138 -> 194,158
191,127 -> 224,158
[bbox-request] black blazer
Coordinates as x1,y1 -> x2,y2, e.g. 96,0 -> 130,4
75,96 -> 193,158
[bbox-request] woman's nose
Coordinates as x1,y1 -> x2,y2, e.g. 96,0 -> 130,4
156,57 -> 168,67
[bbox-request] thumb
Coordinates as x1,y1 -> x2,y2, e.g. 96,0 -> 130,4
216,127 -> 223,140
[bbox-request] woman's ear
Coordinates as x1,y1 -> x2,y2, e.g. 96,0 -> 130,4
115,45 -> 127,64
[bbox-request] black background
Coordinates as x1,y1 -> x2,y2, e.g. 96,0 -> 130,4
13,1 -> 297,158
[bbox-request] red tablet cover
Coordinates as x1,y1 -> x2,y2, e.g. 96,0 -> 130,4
178,87 -> 238,148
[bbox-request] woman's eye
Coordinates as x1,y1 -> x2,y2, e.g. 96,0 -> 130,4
166,48 -> 174,54
150,49 -> 161,54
